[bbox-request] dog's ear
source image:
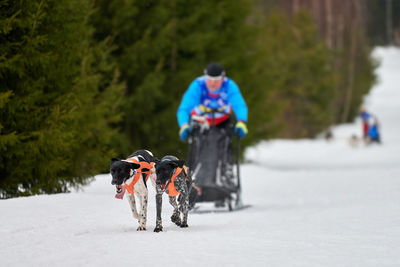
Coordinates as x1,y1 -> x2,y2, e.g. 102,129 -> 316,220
128,162 -> 140,169
168,160 -> 185,169
152,157 -> 160,164
167,161 -> 179,169
175,159 -> 185,168
110,158 -> 120,165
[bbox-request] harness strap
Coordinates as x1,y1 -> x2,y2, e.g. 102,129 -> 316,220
124,157 -> 155,194
167,166 -> 188,197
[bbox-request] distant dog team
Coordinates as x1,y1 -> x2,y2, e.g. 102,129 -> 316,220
110,150 -> 191,232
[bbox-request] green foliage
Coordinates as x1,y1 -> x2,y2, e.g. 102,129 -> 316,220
0,0 -> 124,198
330,17 -> 377,124
245,10 -> 337,140
91,0 -> 255,159
90,1 -> 373,153
336,42 -> 377,122
0,0 -> 377,198
347,50 -> 377,119
0,91 -> 18,151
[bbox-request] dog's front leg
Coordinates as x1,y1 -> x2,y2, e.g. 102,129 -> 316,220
136,191 -> 148,231
154,191 -> 163,232
179,195 -> 189,228
169,196 -> 181,226
177,184 -> 189,228
127,193 -> 139,219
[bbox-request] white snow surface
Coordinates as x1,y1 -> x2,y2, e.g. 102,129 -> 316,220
1,47 -> 400,267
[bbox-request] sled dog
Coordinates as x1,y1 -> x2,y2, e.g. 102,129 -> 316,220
110,150 -> 157,231
153,155 -> 192,232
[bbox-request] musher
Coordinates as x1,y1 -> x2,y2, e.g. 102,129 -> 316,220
177,62 -> 248,141
360,106 -> 371,140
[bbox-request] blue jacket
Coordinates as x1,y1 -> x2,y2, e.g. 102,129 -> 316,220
360,111 -> 370,121
177,76 -> 248,127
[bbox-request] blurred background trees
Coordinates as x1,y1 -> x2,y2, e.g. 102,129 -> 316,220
0,0 -> 124,197
1,0 -> 398,198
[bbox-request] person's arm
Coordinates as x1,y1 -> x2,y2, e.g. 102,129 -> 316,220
227,79 -> 248,122
177,80 -> 201,127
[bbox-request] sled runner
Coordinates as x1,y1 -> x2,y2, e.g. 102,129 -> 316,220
187,108 -> 244,211
190,204 -> 251,214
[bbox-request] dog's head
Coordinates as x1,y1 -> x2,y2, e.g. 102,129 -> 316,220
110,158 -> 140,186
155,159 -> 185,190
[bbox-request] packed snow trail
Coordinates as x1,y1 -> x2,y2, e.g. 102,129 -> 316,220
1,47 -> 399,267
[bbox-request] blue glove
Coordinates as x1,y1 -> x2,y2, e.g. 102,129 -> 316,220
235,121 -> 248,139
179,124 -> 191,141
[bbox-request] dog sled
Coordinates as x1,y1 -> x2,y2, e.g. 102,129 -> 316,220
187,108 -> 244,212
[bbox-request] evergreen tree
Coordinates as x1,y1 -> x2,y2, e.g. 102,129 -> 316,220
91,0 -> 255,159
0,0 -> 379,198
245,10 -> 337,139
0,0 -> 124,198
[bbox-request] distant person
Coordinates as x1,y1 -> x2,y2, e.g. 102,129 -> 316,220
360,106 -> 370,140
368,116 -> 381,144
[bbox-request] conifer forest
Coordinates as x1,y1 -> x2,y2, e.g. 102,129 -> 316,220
1,0 -> 399,198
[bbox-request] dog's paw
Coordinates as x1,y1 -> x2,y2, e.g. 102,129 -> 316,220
180,222 -> 188,228
154,226 -> 163,232
171,214 -> 181,226
137,226 -> 146,231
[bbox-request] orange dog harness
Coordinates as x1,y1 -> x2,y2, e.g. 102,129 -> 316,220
167,166 -> 188,197
123,157 -> 154,194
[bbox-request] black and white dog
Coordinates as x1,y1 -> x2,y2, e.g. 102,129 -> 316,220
110,150 -> 157,231
153,155 -> 192,232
